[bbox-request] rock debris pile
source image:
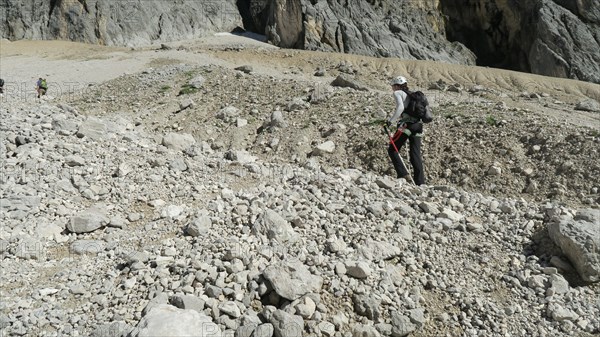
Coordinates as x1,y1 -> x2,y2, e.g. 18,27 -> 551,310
1,62 -> 599,337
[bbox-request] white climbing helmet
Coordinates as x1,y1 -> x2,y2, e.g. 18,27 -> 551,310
390,76 -> 407,86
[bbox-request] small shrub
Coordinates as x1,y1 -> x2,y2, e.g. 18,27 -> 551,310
183,70 -> 196,79
486,115 -> 497,126
178,84 -> 198,96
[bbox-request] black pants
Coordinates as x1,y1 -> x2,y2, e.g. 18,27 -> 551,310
388,123 -> 425,185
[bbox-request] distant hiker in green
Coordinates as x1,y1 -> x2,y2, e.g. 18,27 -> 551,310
36,78 -> 47,98
386,76 -> 425,186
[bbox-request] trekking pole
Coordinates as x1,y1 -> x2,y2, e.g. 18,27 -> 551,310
382,124 -> 414,184
383,124 -> 400,153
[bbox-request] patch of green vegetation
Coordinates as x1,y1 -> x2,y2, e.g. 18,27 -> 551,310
486,115 -> 497,126
158,85 -> 171,94
183,70 -> 196,79
590,130 -> 600,138
178,84 -> 198,96
147,58 -> 182,68
443,111 -> 465,119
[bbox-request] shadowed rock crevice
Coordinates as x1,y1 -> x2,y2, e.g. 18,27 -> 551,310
440,0 -> 600,83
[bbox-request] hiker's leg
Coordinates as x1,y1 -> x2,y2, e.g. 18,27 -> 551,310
408,135 -> 425,185
388,131 -> 409,178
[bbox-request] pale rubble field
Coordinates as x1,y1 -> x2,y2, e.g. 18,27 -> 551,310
0,36 -> 599,337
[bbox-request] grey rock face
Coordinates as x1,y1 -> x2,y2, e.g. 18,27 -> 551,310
161,133 -> 196,152
529,1 -> 600,83
358,240 -> 401,261
331,75 -> 369,91
67,207 -> 109,233
442,0 -> 600,83
0,240 -> 8,254
129,304 -> 221,337
345,261 -> 372,279
390,312 -> 417,337
91,322 -> 132,337
313,141 -> 336,156
5,0 -> 597,82
262,0 -> 476,65
2,0 -> 242,47
548,209 -> 600,282
186,216 -> 212,237
353,294 -> 381,321
217,106 -> 241,123
71,240 -> 105,255
188,75 -> 206,89
263,259 -> 323,301
270,110 -> 287,128
269,309 -> 303,337
575,99 -> 600,112
255,323 -> 274,337
266,0 -> 304,48
52,118 -> 78,135
252,209 -> 298,243
352,324 -> 381,337
77,117 -> 107,140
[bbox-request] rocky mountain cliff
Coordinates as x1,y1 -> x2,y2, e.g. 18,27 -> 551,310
0,0 -> 242,46
441,0 -> 600,84
1,0 -> 599,82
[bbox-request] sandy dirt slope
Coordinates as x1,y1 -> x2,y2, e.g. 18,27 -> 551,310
2,37 -> 599,100
2,36 -> 598,131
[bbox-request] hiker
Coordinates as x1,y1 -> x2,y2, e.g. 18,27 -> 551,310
36,78 -> 47,98
386,76 -> 425,185
0,78 -> 4,95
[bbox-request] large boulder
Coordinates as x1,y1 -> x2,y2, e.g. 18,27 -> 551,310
252,209 -> 298,243
77,117 -> 107,140
269,309 -> 303,337
263,259 -> 323,301
91,322 -> 132,337
67,206 -> 109,233
330,75 -> 369,91
128,304 -> 221,337
548,209 -> 600,282
161,133 -> 196,152
575,99 -> 600,112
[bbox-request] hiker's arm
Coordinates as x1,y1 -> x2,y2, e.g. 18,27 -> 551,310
387,91 -> 406,124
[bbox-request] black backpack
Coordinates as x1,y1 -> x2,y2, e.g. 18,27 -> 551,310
405,90 -> 433,123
